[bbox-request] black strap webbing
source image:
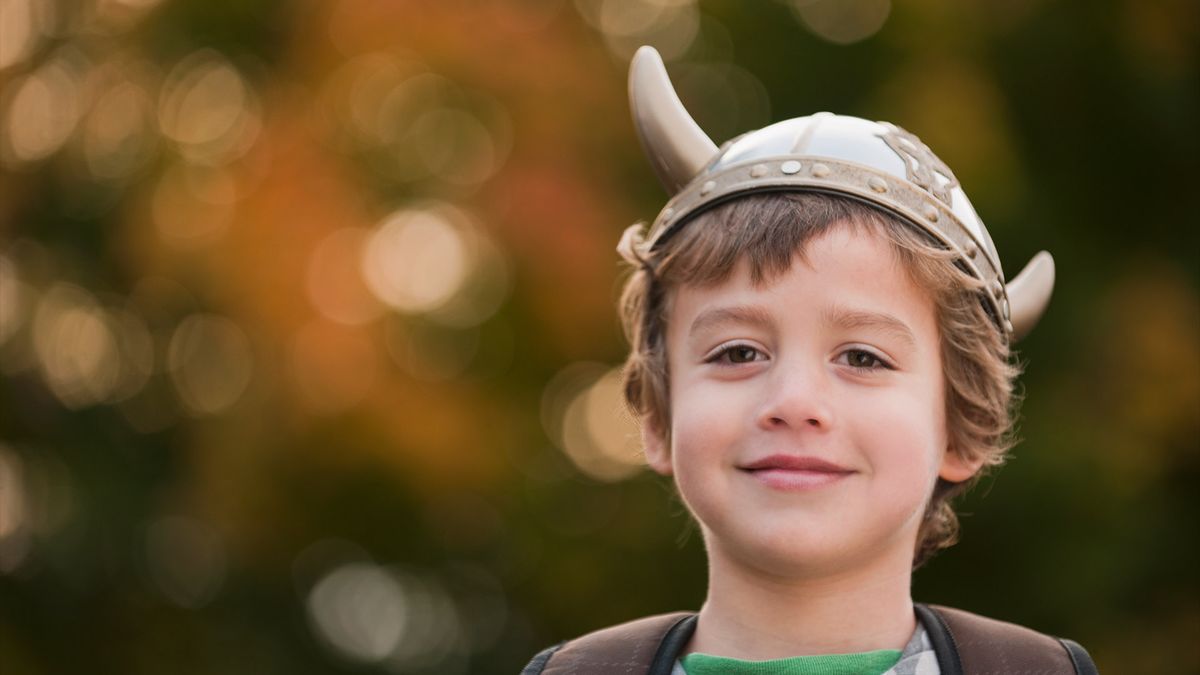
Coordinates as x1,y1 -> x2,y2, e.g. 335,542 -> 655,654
1061,637 -> 1100,675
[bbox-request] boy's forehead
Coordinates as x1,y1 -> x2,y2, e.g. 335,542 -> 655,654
665,226 -> 927,333
664,221 -> 899,298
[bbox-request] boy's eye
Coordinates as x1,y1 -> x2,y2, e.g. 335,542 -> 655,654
727,346 -> 760,363
709,344 -> 763,364
841,349 -> 891,371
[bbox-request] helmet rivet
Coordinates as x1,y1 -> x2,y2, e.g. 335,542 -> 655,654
811,163 -> 830,178
868,176 -> 888,193
965,242 -> 978,259
1002,298 -> 1010,319
663,207 -> 674,219
781,160 -> 802,175
924,205 -> 939,222
750,163 -> 768,178
700,180 -> 716,196
991,279 -> 1004,298
1003,320 -> 1014,334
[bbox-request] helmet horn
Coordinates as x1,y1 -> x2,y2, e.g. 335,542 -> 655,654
629,46 -> 718,195
1007,250 -> 1055,341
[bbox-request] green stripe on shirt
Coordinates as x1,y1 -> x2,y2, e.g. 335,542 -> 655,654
681,649 -> 902,675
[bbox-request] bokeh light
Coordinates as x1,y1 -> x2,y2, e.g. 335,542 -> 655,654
0,445 -> 74,575
166,314 -> 254,416
575,0 -> 701,61
674,60 -> 772,145
158,49 -> 261,165
790,0 -> 892,45
0,267 -> 40,377
2,48 -> 86,165
307,562 -> 407,662
544,363 -> 645,482
306,562 -> 467,671
0,0 -> 44,71
411,107 -> 504,186
362,205 -> 471,314
105,306 -> 155,403
343,55 -> 430,144
0,254 -> 24,347
0,0 -> 55,72
83,77 -> 158,181
105,0 -> 167,15
31,283 -> 122,409
318,55 -> 511,186
0,444 -> 28,573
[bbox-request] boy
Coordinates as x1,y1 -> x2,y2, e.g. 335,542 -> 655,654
524,47 -> 1094,675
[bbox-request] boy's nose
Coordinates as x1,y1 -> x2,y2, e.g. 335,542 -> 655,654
756,361 -> 834,432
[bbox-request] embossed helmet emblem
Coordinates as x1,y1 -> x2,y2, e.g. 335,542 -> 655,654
879,124 -> 958,207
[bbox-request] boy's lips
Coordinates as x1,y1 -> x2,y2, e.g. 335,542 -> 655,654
738,454 -> 855,491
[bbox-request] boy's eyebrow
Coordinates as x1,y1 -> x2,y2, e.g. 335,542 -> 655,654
822,306 -> 917,348
688,305 -> 775,337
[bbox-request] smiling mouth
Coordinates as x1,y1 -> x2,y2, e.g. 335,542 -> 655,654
738,455 -> 855,491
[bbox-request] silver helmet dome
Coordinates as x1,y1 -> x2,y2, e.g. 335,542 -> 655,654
628,46 -> 1054,341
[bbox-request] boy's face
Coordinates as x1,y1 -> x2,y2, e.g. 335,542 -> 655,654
644,224 -> 980,577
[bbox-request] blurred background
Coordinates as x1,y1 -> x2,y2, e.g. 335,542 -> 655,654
0,0 -> 1196,672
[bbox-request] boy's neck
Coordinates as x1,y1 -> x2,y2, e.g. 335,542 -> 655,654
688,540 -> 917,660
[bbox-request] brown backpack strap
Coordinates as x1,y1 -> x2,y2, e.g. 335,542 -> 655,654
526,606 -> 1097,674
522,612 -> 698,675
917,604 -> 1098,675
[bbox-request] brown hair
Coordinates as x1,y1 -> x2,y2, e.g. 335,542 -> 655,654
617,192 -> 1020,567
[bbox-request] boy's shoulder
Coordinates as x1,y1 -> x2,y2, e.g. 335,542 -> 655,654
914,604 -> 1097,675
521,611 -> 695,675
522,605 -> 1097,675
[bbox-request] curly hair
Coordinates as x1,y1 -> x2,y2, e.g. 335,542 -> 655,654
616,192 -> 1020,568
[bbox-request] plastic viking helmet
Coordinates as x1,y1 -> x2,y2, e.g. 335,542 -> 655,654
628,46 -> 1054,341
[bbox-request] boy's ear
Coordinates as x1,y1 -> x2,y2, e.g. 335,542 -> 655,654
938,447 -> 986,483
640,419 -> 673,476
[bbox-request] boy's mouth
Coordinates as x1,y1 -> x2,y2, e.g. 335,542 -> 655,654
738,455 -> 855,490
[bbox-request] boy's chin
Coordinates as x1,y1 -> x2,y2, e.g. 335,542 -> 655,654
705,525 -> 918,581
